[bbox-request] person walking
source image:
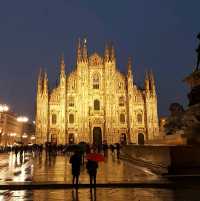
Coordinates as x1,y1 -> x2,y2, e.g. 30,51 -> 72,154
116,143 -> 120,160
102,141 -> 108,157
69,151 -> 82,188
110,144 -> 115,155
86,159 -> 98,188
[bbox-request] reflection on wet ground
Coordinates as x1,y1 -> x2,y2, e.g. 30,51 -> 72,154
0,152 -> 199,200
0,188 -> 200,201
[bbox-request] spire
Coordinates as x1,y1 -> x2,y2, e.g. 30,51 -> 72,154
104,43 -> 110,62
77,38 -> 82,63
82,38 -> 88,62
127,57 -> 133,82
127,57 -> 133,77
149,70 -> 156,94
145,70 -> 150,91
43,71 -> 48,95
111,44 -> 115,61
37,68 -> 43,94
59,53 -> 65,75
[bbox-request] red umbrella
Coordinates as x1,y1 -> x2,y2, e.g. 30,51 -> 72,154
86,153 -> 105,162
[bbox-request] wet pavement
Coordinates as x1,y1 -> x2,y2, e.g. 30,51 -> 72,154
0,151 -> 199,200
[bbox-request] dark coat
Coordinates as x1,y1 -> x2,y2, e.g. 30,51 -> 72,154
86,160 -> 98,176
70,153 -> 82,176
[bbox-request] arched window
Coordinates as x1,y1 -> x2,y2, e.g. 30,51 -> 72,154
120,114 -> 125,123
68,97 -> 74,107
69,114 -> 74,124
52,114 -> 57,124
119,96 -> 125,106
93,74 -> 100,89
137,113 -> 142,124
94,99 -> 100,110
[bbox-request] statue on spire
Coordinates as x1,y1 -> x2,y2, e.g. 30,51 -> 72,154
82,37 -> 88,62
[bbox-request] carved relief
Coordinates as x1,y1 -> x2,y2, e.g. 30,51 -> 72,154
89,53 -> 103,66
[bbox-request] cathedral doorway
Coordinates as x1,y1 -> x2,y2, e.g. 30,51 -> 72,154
68,133 -> 75,144
93,127 -> 102,145
120,133 -> 127,144
138,133 -> 145,145
51,134 -> 57,144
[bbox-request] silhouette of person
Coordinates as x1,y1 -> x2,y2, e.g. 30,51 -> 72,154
116,143 -> 121,160
196,32 -> 200,70
69,151 -> 82,188
86,159 -> 98,188
90,187 -> 96,201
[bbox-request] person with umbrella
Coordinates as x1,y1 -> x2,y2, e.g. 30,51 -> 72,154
86,150 -> 104,188
86,159 -> 98,188
69,150 -> 82,188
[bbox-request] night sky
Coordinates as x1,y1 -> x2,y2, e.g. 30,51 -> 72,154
0,0 -> 199,120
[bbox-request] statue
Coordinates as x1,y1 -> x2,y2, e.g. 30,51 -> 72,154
196,33 -> 200,70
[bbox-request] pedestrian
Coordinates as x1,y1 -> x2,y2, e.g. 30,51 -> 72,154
116,143 -> 120,160
69,151 -> 82,188
110,144 -> 115,155
14,146 -> 18,158
102,141 -> 108,157
86,159 -> 98,188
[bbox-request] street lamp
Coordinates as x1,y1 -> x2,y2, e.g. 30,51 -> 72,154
17,116 -> 29,144
0,104 -> 9,112
30,136 -> 35,140
17,116 -> 29,122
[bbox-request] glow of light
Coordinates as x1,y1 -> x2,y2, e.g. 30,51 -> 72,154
17,116 -> 29,122
22,134 -> 27,138
30,136 -> 35,140
10,133 -> 16,137
32,121 -> 35,124
0,104 -> 9,112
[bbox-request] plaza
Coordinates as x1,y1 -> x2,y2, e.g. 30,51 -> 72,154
0,150 -> 199,201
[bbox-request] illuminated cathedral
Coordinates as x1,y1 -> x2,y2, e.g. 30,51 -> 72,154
35,39 -> 159,145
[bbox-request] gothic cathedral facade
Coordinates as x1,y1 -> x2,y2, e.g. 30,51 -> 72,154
36,39 -> 159,145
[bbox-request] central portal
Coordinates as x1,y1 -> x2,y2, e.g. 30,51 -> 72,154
93,127 -> 102,145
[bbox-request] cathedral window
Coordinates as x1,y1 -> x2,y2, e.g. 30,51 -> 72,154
137,113 -> 143,124
93,74 -> 100,89
52,114 -> 57,124
120,114 -> 125,123
69,97 -> 74,107
94,99 -> 100,110
119,96 -> 125,106
69,114 -> 74,124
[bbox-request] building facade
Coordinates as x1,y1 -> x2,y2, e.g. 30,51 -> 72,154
0,111 -> 21,145
36,40 -> 159,145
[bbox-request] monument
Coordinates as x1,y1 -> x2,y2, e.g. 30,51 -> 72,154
182,33 -> 200,144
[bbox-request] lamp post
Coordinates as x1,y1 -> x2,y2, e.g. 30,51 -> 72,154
17,116 -> 29,144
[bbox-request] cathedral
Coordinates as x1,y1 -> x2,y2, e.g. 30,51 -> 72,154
35,39 -> 159,145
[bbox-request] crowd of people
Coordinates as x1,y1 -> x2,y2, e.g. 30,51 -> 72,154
0,141 -> 122,191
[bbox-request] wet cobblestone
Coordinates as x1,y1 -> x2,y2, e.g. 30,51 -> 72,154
0,152 -> 198,200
